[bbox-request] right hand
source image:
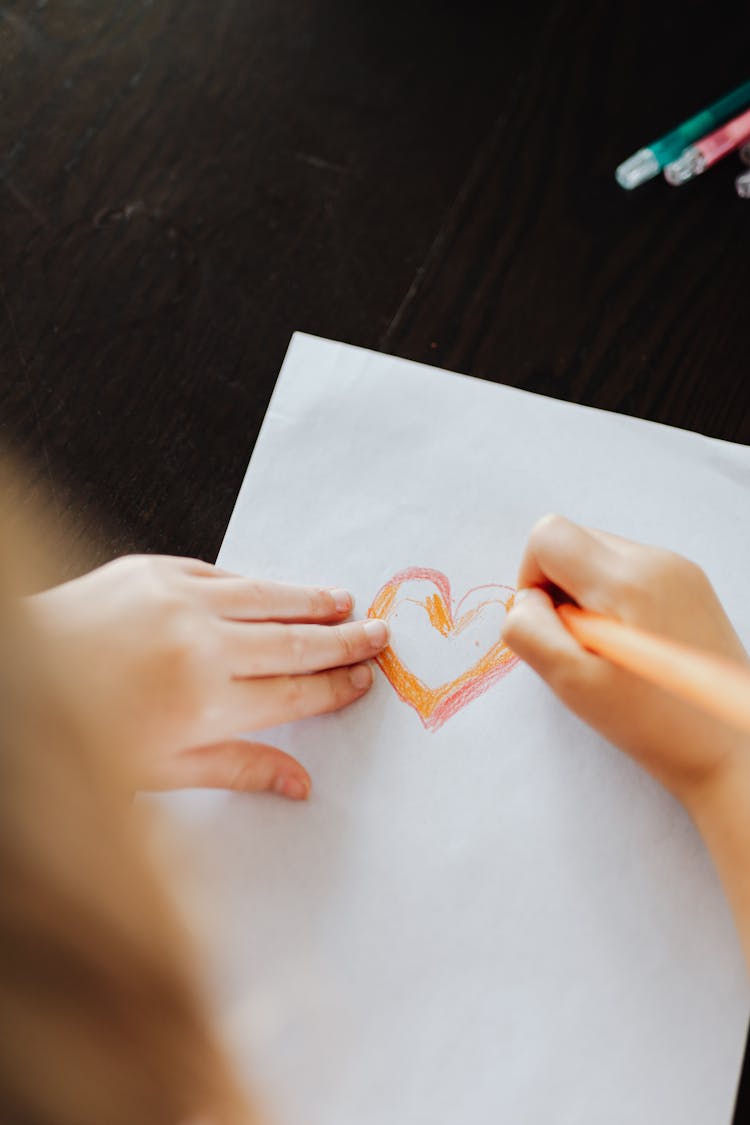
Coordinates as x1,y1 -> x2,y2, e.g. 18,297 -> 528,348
501,514 -> 750,811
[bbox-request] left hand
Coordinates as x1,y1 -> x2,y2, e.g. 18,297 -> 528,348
29,555 -> 387,800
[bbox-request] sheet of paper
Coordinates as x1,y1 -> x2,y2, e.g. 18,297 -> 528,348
163,333 -> 750,1125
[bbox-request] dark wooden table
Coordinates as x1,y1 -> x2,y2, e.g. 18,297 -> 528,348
1,0 -> 748,1115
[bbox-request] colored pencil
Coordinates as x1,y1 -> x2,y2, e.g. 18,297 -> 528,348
558,604 -> 750,734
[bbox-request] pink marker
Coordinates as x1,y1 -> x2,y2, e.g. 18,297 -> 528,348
664,105 -> 750,185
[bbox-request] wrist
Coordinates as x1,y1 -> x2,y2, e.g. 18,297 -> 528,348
686,756 -> 750,968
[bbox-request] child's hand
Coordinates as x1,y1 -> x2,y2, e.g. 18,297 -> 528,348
502,515 -> 750,811
504,514 -> 750,969
30,555 -> 388,800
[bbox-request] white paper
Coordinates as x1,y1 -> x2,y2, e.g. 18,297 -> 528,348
163,333 -> 750,1125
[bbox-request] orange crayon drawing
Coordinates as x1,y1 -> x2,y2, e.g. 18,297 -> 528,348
367,567 -> 519,731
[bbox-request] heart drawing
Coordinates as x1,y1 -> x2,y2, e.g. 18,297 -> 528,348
367,567 -> 520,731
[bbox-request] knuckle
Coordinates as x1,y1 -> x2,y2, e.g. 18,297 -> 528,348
131,552 -> 156,568
111,553 -> 145,576
138,555 -> 187,608
228,758 -> 258,793
286,628 -> 308,667
609,567 -> 653,616
144,553 -> 176,582
334,624 -> 358,662
529,512 -> 566,548
668,554 -> 709,590
244,580 -> 272,616
283,676 -> 307,718
113,552 -> 164,588
637,547 -> 684,583
310,588 -> 333,617
603,551 -> 662,616
324,670 -> 352,711
160,607 -> 217,686
607,549 -> 706,618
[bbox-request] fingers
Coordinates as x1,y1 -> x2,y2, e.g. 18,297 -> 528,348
222,617 -> 389,676
225,661 -> 375,730
502,586 -> 603,700
152,740 -> 312,800
516,514 -> 619,610
194,575 -> 354,623
168,557 -> 354,621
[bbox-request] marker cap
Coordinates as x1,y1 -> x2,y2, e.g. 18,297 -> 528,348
664,147 -> 704,185
615,148 -> 660,190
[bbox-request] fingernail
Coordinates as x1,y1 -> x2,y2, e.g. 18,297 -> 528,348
512,588 -> 532,607
363,618 -> 389,648
275,775 -> 310,801
350,662 -> 373,690
331,588 -> 352,613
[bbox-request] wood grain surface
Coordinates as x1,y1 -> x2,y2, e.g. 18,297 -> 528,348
1,0 -> 749,1113
2,1 -> 748,564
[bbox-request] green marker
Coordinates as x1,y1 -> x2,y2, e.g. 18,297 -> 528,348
616,78 -> 750,189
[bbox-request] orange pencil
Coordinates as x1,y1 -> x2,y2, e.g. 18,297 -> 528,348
558,604 -> 750,735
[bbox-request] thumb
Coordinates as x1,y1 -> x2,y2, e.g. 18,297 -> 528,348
502,587 -> 594,695
157,740 -> 312,800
